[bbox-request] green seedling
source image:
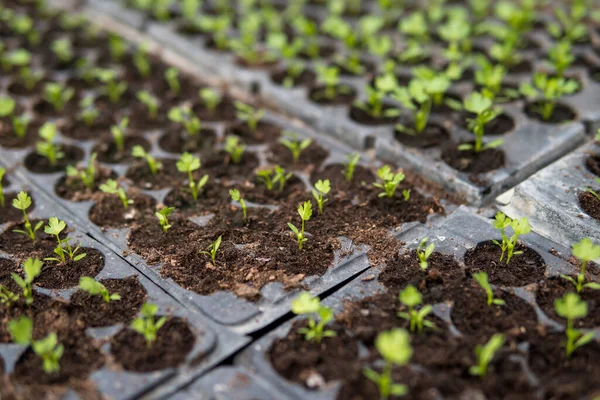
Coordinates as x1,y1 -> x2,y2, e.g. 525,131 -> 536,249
199,235 -> 222,265
458,92 -> 504,153
0,167 -> 5,207
108,34 -> 127,61
176,153 -> 208,201
12,114 -> 30,139
224,136 -> 246,165
0,95 -> 15,118
45,217 -> 86,264
181,0 -> 200,20
136,90 -> 159,120
97,69 -> 127,104
343,153 -> 360,182
364,329 -> 412,399
235,101 -> 264,133
99,179 -> 133,209
43,82 -> 74,112
520,72 -> 579,121
279,133 -> 311,163
354,73 -> 399,119
133,44 -> 151,78
78,95 -> 99,127
291,291 -> 336,343
199,88 -> 222,111
548,6 -> 588,43
313,65 -> 352,101
312,179 -> 330,215
10,258 -> 42,306
475,58 -> 508,102
19,67 -> 44,91
288,201 -> 312,250
12,191 -> 42,241
266,32 -> 306,88
469,334 -> 505,376
561,238 -> 600,293
492,212 -> 531,264
473,271 -> 505,306
1,48 -> 31,71
0,284 -> 18,306
8,316 -> 63,374
555,293 -> 595,358
256,166 -> 293,192
548,39 -> 575,78
79,276 -> 121,303
132,145 -> 162,176
36,122 -> 63,167
373,165 -> 405,198
229,189 -> 247,222
392,79 -> 433,135
131,302 -> 167,348
111,117 -> 128,153
397,285 -> 435,333
168,106 -> 201,136
155,206 -> 174,233
164,67 -> 180,95
152,0 -> 174,21
51,37 -> 74,64
66,153 -> 97,190
416,237 -> 435,270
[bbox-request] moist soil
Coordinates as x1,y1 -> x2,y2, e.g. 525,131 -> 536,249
54,166 -> 117,202
266,141 -> 330,170
225,121 -> 282,145
125,159 -> 182,190
24,145 -> 85,174
35,247 -> 105,289
93,136 -> 152,164
308,86 -> 357,105
0,192 -> 31,224
585,154 -> 600,177
456,113 -> 516,135
270,69 -> 316,87
394,123 -> 450,148
0,219 -> 66,258
463,241 -> 546,286
348,105 -> 399,126
442,144 -> 506,174
578,191 -> 600,221
192,97 -> 237,122
524,101 -> 577,124
88,190 -> 157,228
158,126 -> 217,154
110,317 -> 196,372
310,164 -> 374,194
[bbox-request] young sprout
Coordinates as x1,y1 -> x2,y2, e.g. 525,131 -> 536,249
97,69 -> 127,104
19,67 -> 44,91
0,284 -> 19,306
108,33 -> 127,61
0,167 -> 5,207
548,39 -> 575,78
229,189 -> 247,222
234,101 -> 265,133
111,117 -> 128,153
416,237 -> 435,271
266,32 -> 306,88
164,67 -> 180,95
469,334 -> 505,377
458,92 -> 504,153
44,217 -> 86,264
133,44 -> 151,78
291,291 -> 336,343
136,90 -> 159,120
397,285 -> 435,333
0,95 -> 15,118
224,136 -> 246,165
475,58 -> 508,102
66,153 -> 97,190
155,206 -> 174,233
554,293 -> 595,358
43,82 -> 74,112
520,72 -> 579,121
312,179 -> 330,215
12,191 -> 43,241
392,79 -> 432,135
79,276 -> 121,303
176,153 -> 208,201
288,201 -> 312,250
199,88 -> 222,111
36,122 -> 64,167
561,238 -> 600,293
492,212 -> 531,264
373,165 -> 405,199
279,134 -> 312,163
10,258 -> 42,306
99,179 -> 133,209
364,329 -> 412,399
168,106 -> 201,136
51,37 -> 74,64
131,302 -> 167,348
8,316 -> 64,374
354,73 -> 399,118
132,145 -> 162,176
12,114 -> 30,139
199,235 -> 222,265
78,95 -> 99,127
313,65 -> 351,100
473,271 -> 505,306
343,153 -> 360,182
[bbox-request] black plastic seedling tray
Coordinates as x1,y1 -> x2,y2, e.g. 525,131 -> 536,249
235,208 -> 600,400
0,169 -> 248,400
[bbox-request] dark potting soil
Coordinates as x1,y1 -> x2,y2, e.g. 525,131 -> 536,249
93,136 -> 152,164
266,141 -> 330,170
54,166 -> 117,202
60,115 -> 115,141
310,164 -> 374,195
0,292 -> 60,343
199,150 -> 260,179
225,121 -> 282,145
88,190 -> 157,228
348,104 -> 399,126
125,158 -> 182,190
456,113 -> 516,136
192,97 -> 237,122
158,126 -> 217,154
70,276 -> 147,327
441,145 -> 506,174
578,191 -> 600,221
308,85 -> 357,105
394,123 -> 450,148
366,189 -> 445,228
110,317 -> 195,372
244,175 -> 307,205
24,145 -> 85,174
535,276 -> 600,328
163,182 -> 231,215
584,154 -> 600,177
0,219 -> 66,258
0,120 -> 40,148
523,101 -> 577,124
0,192 -> 30,224
0,258 -> 17,282
463,241 -> 546,286
35,248 -> 105,290
270,68 -> 316,88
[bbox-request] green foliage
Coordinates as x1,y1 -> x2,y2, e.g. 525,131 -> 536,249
520,72 -> 579,121
199,235 -> 222,265
0,284 -> 19,307
561,238 -> 600,293
155,206 -> 174,233
12,191 -> 43,242
312,179 -> 330,215
392,79 -> 433,135
164,67 -> 180,94
313,65 -> 351,100
78,95 -> 99,127
492,212 -> 531,264
43,82 -> 74,112
133,44 -> 151,78
555,293 -> 595,358
97,69 -> 127,104
12,114 -> 30,139
469,334 -> 505,376
176,153 -> 208,201
224,136 -> 246,165
19,67 -> 44,91
199,88 -> 222,111
416,237 -> 435,270
279,134 -> 311,163
234,101 -> 265,133
10,258 -> 42,306
256,165 -> 293,192
0,95 -> 16,117
457,92 -> 504,153
51,37 -> 74,63
131,303 -> 167,348
36,122 -> 64,167
397,285 -> 435,333
548,39 -> 575,77
111,117 -> 128,153
288,201 -> 312,250
291,291 -> 336,343
473,271 -> 505,306
136,90 -> 160,120
373,165 -> 405,198
108,34 -> 127,61
343,153 -> 360,182
364,328 -> 412,399
132,145 -> 162,176
44,217 -> 86,264
66,153 -> 97,190
99,179 -> 133,209
79,276 -> 121,303
168,106 -> 201,135
9,316 -> 64,374
229,189 -> 247,222
474,58 -> 508,102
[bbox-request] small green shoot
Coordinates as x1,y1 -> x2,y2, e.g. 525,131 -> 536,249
280,134 -> 311,163
132,145 -> 162,176
79,276 -> 121,303
44,217 -> 86,264
291,291 -> 336,343
0,95 -> 15,117
111,117 -> 128,153
10,258 -> 42,306
0,284 -> 19,306
397,285 -> 435,333
136,90 -> 159,120
555,293 -> 595,358
43,82 -> 74,112
256,166 -> 292,192
473,271 -> 505,306
234,101 -> 265,133
561,238 -> 600,293
416,237 -> 434,271
288,201 -> 312,250
312,179 -> 330,215
457,92 -> 504,153
9,316 -> 64,374
199,88 -> 222,111
51,37 -> 74,64
520,72 -> 579,121
99,179 -> 133,209
131,302 -> 167,348
176,153 -> 208,201
343,153 -> 360,182
373,165 -> 405,198
155,206 -> 174,233
469,334 -> 505,376
224,136 -> 246,165
168,106 -> 201,136
164,67 -> 180,95
199,235 -> 222,265
36,122 -> 64,166
492,212 -> 531,264
12,191 -> 43,241
229,189 -> 247,222
66,153 -> 97,190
